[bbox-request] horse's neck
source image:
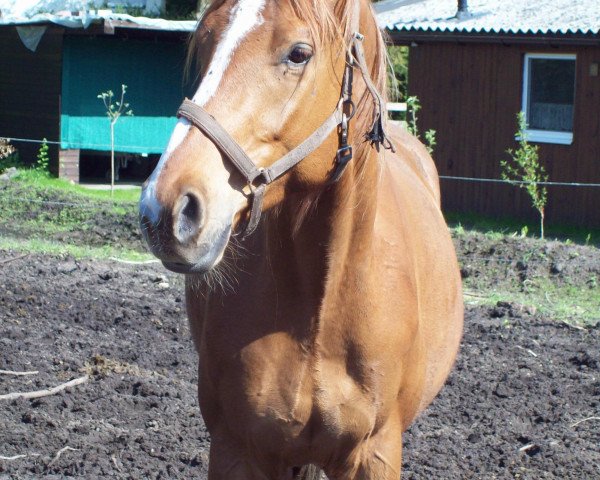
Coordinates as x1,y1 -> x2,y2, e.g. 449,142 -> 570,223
264,146 -> 379,308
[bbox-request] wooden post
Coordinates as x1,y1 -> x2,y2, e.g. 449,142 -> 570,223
58,149 -> 80,183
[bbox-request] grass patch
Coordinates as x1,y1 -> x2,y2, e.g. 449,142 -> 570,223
14,170 -> 141,203
0,170 -> 142,252
447,210 -> 600,247
0,236 -> 153,262
464,280 -> 600,326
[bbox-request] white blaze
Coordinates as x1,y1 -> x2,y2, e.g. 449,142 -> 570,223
167,0 -> 266,152
141,0 -> 266,221
193,0 -> 266,106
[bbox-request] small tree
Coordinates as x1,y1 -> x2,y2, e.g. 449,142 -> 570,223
97,85 -> 133,197
406,96 -> 437,154
501,112 -> 548,238
36,138 -> 50,175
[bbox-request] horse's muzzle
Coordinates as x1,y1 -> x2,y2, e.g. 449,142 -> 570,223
139,186 -> 229,274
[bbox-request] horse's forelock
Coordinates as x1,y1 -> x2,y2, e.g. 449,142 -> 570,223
185,0 -> 387,97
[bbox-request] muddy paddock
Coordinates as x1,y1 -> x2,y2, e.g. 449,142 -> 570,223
1,251 -> 599,479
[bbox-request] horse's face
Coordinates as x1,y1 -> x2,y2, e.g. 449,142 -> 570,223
139,0 -> 345,273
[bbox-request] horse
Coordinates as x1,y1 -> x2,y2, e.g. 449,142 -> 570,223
138,0 -> 463,478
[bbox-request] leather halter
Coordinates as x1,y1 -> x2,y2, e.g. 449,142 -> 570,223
177,21 -> 394,238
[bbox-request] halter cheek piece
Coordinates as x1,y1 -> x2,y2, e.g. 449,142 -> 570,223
177,32 -> 394,238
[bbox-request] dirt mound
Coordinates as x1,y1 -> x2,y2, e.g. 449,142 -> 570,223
455,230 -> 600,292
1,252 -> 599,478
2,176 -> 599,303
0,180 -> 143,252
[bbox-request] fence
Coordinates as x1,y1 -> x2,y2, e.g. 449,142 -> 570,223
3,129 -> 600,189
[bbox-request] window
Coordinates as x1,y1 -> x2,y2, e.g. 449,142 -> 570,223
522,53 -> 576,145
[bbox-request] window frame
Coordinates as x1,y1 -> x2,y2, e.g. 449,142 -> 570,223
521,53 -> 576,145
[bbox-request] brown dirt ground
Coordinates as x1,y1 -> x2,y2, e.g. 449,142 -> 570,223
0,198 -> 599,478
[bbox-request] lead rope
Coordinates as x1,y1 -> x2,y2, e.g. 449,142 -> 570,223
350,33 -> 396,153
346,0 -> 395,153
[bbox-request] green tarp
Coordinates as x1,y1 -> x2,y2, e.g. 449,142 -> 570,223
60,36 -> 188,154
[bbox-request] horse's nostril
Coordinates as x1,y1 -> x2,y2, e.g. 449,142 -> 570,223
174,192 -> 204,244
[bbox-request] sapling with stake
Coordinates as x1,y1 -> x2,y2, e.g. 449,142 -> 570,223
97,85 -> 133,196
502,112 -> 548,239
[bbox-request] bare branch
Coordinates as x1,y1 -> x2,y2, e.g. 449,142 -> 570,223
0,254 -> 29,265
515,346 -> 538,358
0,454 -> 28,461
119,85 -> 126,115
518,443 -> 537,453
0,369 -> 39,376
571,416 -> 600,428
108,257 -> 160,265
0,375 -> 88,401
47,446 -> 79,468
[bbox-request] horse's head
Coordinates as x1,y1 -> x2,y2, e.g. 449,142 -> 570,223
139,0 -> 384,274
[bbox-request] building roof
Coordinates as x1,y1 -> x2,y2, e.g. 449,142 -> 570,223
0,0 -> 161,18
0,0 -> 195,33
0,12 -> 195,31
0,12 -> 195,52
375,0 -> 600,36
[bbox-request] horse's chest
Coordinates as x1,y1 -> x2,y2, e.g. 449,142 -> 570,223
221,350 -> 382,453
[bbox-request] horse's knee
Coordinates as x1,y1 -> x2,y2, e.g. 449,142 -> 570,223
352,421 -> 403,480
354,450 -> 401,480
208,439 -> 266,480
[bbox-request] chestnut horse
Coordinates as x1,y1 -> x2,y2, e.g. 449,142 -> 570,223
139,0 -> 463,478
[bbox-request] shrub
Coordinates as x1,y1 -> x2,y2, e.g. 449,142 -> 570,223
35,138 -> 50,175
406,96 -> 436,154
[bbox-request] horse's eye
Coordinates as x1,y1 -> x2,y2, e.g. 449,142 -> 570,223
286,44 -> 313,66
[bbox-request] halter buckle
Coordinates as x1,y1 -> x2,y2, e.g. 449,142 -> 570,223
242,168 -> 270,197
331,145 -> 353,182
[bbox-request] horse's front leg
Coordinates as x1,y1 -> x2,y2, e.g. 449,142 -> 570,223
354,444 -> 402,480
327,417 -> 403,480
208,429 -> 295,480
207,432 -> 265,480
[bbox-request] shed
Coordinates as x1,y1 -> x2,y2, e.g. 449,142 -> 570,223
0,12 -> 195,182
376,0 -> 600,228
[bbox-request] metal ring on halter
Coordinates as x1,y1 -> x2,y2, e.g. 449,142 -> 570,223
242,167 -> 268,197
253,167 -> 270,187
343,100 -> 356,121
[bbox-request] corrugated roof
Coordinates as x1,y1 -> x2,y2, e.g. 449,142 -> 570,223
0,12 -> 196,32
375,0 -> 600,36
0,0 -> 157,19
0,0 -> 195,31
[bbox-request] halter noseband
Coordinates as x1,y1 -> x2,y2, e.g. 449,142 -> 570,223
177,26 -> 394,238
